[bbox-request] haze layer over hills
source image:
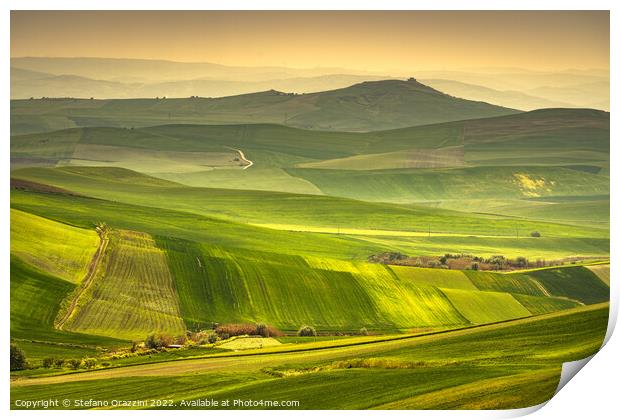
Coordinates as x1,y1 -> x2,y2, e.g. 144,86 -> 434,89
11,57 -> 609,111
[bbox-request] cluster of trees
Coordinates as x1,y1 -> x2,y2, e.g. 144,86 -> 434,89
144,322 -> 284,349
368,252 -> 409,264
214,322 -> 283,340
369,251 -> 545,271
10,344 -> 102,371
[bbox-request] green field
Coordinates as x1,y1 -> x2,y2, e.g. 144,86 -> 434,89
10,167 -> 610,242
10,255 -> 126,348
10,197 -> 607,335
10,208 -> 99,283
9,88 -> 609,410
527,266 -> 610,305
11,304 -> 609,409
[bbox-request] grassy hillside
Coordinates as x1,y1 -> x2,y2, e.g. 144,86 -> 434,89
10,110 -> 609,240
11,194 -> 606,337
11,183 -> 609,268
437,289 -> 530,324
11,167 -> 609,241
11,304 -> 608,409
10,208 -> 99,283
436,196 -> 610,229
287,165 -> 609,202
10,255 -> 125,347
11,110 -> 608,224
11,78 -> 518,134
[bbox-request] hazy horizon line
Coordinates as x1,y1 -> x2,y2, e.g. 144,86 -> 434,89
10,56 -> 610,75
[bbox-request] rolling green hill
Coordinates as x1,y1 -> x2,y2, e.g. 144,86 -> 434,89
10,110 -> 609,229
10,78 -> 518,135
9,196 -> 608,339
10,208 -> 99,283
10,255 -> 126,348
10,167 -> 609,243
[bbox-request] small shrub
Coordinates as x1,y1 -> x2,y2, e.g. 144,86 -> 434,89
67,359 -> 82,370
530,231 -> 541,238
359,327 -> 369,336
82,358 -> 97,369
54,359 -> 65,368
42,357 -> 55,369
145,334 -> 159,349
145,333 -> 173,349
470,262 -> 479,271
10,344 -> 27,371
207,332 -> 218,344
298,325 -> 317,337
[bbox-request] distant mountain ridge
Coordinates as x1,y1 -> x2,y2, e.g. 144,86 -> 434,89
11,56 -> 382,83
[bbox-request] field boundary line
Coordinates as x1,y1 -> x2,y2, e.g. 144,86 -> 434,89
55,226 -> 109,330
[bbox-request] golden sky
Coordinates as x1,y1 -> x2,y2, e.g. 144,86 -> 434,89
10,11 -> 609,72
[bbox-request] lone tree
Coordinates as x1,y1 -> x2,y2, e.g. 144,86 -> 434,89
298,325 -> 317,337
10,344 -> 27,371
145,333 -> 173,349
530,231 -> 541,238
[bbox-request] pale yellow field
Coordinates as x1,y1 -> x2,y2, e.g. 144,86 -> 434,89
218,337 -> 282,350
586,264 -> 610,285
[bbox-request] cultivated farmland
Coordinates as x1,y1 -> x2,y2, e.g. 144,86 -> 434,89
63,230 -> 186,340
9,79 -> 609,409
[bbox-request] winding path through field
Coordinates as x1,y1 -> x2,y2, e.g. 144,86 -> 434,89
226,147 -> 253,169
223,146 -> 253,169
55,227 -> 109,330
237,148 -> 253,169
